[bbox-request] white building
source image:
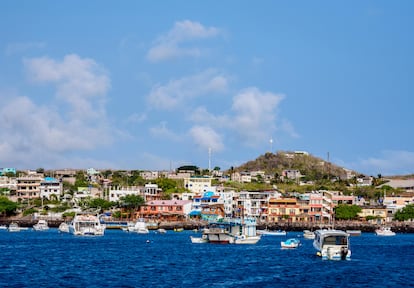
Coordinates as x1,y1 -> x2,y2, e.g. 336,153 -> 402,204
184,176 -> 213,194
40,177 -> 62,200
235,190 -> 280,221
109,187 -> 142,202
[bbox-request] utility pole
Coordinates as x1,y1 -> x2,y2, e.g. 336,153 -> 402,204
208,147 -> 212,174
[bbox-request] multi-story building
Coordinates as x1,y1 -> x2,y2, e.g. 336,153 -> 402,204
358,205 -> 387,224
184,176 -> 212,194
40,177 -> 62,200
15,175 -> 43,201
108,187 -> 141,202
235,190 -> 280,222
0,176 -> 17,193
139,200 -> 192,221
308,193 -> 324,222
267,198 -> 302,223
143,183 -> 162,201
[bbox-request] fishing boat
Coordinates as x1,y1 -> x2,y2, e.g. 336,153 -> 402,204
375,226 -> 396,236
203,217 -> 261,244
313,229 -> 351,260
33,219 -> 49,231
281,238 -> 300,248
203,226 -> 234,244
69,213 -> 105,236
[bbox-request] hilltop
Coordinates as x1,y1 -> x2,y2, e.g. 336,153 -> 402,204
230,151 -> 356,180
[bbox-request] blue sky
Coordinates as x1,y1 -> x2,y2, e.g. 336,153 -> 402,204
1,1 -> 413,176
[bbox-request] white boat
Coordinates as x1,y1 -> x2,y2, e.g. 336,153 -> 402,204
127,219 -> 149,234
234,234 -> 261,244
313,229 -> 351,260
33,219 -> 49,231
375,226 -> 396,236
70,213 -> 105,236
203,217 -> 261,244
190,234 -> 208,243
58,222 -> 70,233
346,230 -> 362,236
0,225 -> 7,230
281,238 -> 300,248
303,230 -> 316,239
8,222 -> 22,232
157,228 -> 167,234
203,226 -> 234,244
257,229 -> 287,236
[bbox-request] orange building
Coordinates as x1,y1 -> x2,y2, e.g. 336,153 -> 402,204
267,198 -> 303,223
139,200 -> 192,221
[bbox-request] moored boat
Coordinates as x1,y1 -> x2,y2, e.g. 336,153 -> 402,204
8,222 -> 22,232
157,228 -> 167,234
257,229 -> 286,236
203,217 -> 261,244
33,219 -> 49,231
190,234 -> 208,243
127,219 -> 149,234
70,213 -> 105,236
303,230 -> 315,239
58,222 -> 70,233
346,230 -> 362,236
313,229 -> 351,260
375,226 -> 395,236
281,238 -> 300,248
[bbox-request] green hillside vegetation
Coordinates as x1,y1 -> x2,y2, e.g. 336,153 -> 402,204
232,151 -> 350,179
223,151 -> 404,199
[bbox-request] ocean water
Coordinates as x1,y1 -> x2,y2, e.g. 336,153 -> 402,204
0,229 -> 413,288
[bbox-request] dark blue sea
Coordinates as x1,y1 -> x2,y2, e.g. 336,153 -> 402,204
0,229 -> 413,288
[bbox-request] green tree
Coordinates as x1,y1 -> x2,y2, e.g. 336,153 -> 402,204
74,171 -> 89,188
334,204 -> 362,220
394,204 -> 414,221
88,198 -> 115,211
0,196 -> 19,216
155,178 -> 178,191
119,194 -> 145,210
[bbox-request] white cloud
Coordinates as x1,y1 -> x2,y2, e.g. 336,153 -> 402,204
147,69 -> 229,110
126,112 -> 147,124
230,87 -> 285,146
149,121 -> 181,142
351,150 -> 414,176
189,125 -> 224,152
147,20 -> 221,62
0,54 -> 113,168
24,54 -> 110,120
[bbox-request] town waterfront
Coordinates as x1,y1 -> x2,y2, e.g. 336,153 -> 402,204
0,229 -> 413,287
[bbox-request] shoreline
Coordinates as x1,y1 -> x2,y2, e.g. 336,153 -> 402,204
2,218 -> 414,233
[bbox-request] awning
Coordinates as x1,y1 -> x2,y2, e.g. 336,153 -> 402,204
189,210 -> 201,216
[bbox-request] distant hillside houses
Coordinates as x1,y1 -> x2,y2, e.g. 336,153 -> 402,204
3,167 -> 414,224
